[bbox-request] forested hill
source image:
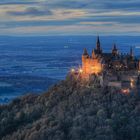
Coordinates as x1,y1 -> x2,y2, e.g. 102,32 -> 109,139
0,77 -> 140,140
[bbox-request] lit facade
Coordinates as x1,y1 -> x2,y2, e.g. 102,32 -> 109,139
82,36 -> 140,77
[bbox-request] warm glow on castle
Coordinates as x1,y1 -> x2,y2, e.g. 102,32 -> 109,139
71,36 -> 140,79
82,36 -> 103,77
69,36 -> 140,92
82,48 -> 102,75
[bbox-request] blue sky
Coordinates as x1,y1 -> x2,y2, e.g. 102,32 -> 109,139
0,0 -> 140,35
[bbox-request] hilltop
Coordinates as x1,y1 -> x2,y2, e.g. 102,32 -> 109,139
0,76 -> 140,140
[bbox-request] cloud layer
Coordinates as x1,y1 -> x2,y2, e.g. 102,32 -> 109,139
0,0 -> 139,35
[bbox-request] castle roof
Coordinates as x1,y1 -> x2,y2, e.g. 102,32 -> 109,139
102,53 -> 112,60
113,44 -> 117,51
83,48 -> 89,56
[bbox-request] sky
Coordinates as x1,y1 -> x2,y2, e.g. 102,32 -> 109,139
0,0 -> 140,36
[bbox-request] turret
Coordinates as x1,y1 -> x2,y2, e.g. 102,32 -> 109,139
83,48 -> 89,56
95,36 -> 102,54
112,44 -> 118,56
96,36 -> 100,50
92,50 -> 96,59
82,48 -> 89,64
82,48 -> 89,74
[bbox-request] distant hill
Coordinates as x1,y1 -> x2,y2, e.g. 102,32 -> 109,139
0,75 -> 57,104
0,77 -> 140,140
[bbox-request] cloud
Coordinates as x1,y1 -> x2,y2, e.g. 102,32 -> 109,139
101,0 -> 139,10
1,23 -> 140,36
0,1 -> 37,5
82,15 -> 140,24
0,0 -> 140,35
45,0 -> 140,11
7,7 -> 53,16
1,20 -> 77,28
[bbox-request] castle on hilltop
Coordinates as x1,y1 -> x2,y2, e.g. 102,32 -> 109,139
69,36 -> 140,92
82,36 -> 140,78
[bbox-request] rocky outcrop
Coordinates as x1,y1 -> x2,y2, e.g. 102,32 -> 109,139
0,77 -> 140,140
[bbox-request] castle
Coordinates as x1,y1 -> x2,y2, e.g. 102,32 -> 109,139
68,36 -> 140,93
82,36 -> 140,78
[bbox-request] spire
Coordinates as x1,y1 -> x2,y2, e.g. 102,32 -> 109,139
95,36 -> 102,54
96,36 -> 101,50
92,49 -> 96,58
130,47 -> 133,57
83,48 -> 89,56
112,43 -> 118,56
113,44 -> 117,50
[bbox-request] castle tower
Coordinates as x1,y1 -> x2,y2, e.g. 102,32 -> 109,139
83,48 -> 88,56
92,50 -> 96,59
82,48 -> 89,74
96,36 -> 100,50
95,36 -> 102,54
82,47 -> 102,77
112,44 -> 118,56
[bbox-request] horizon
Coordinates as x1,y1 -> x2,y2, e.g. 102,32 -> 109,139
0,35 -> 140,37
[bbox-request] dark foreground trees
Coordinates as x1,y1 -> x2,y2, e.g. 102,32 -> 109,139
1,79 -> 140,140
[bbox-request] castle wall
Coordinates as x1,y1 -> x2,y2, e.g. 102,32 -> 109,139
81,38 -> 140,81
108,82 -> 122,88
82,56 -> 102,75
